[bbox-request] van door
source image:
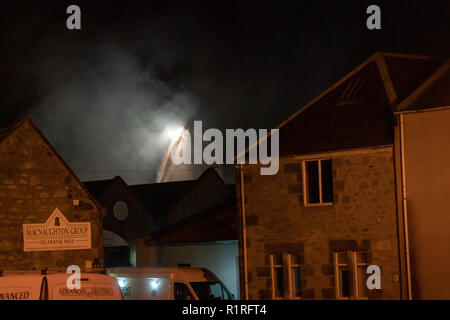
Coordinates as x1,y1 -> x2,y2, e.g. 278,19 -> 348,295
46,273 -> 122,300
0,275 -> 43,300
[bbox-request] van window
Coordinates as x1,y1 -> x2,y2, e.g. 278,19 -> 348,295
174,282 -> 194,300
190,282 -> 233,300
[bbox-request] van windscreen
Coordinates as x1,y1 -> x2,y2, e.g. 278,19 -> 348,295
190,282 -> 233,300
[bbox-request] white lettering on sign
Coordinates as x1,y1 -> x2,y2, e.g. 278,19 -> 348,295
22,208 -> 91,252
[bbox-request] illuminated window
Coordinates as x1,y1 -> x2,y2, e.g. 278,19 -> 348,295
334,251 -> 368,299
270,253 -> 302,299
303,159 -> 333,205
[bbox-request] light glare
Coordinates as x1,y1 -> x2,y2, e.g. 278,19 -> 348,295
164,126 -> 184,142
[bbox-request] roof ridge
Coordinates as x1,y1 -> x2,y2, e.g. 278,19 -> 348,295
0,115 -> 29,143
130,178 -> 197,188
376,52 -> 430,60
83,178 -> 116,184
374,52 -> 398,106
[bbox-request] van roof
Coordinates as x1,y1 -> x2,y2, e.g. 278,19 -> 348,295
106,267 -> 220,283
0,269 -> 104,276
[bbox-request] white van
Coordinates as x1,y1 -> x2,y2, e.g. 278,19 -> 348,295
107,267 -> 235,300
0,270 -> 123,300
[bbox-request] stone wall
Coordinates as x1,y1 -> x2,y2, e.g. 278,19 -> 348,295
236,147 -> 401,299
0,118 -> 104,271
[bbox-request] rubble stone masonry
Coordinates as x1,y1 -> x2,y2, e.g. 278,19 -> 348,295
0,119 -> 104,271
236,146 -> 401,299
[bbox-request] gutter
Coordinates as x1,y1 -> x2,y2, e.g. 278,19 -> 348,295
399,113 -> 413,300
239,164 -> 249,300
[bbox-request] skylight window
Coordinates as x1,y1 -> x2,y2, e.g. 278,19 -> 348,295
336,78 -> 368,105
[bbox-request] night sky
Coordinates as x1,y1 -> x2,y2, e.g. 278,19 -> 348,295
1,1 -> 449,183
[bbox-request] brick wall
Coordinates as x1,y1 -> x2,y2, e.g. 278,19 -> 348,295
0,119 -> 104,270
236,147 -> 401,299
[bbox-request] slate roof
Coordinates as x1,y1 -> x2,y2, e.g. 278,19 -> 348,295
248,52 -> 445,158
144,198 -> 237,244
130,179 -> 197,215
83,178 -> 116,199
129,166 -> 229,215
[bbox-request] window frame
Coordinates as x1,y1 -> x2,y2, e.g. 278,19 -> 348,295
353,252 -> 369,300
333,251 -> 369,300
302,158 -> 334,207
270,253 -> 302,300
270,254 -> 284,300
288,254 -> 302,300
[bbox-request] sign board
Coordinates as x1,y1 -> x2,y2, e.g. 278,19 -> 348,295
23,208 -> 91,252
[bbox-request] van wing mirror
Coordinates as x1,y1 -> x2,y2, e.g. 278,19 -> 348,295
39,276 -> 48,300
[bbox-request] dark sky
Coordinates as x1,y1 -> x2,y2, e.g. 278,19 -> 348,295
1,0 -> 449,183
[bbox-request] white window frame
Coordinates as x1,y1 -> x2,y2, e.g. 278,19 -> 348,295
270,253 -> 302,300
353,252 -> 369,300
270,254 -> 284,300
302,158 -> 333,207
288,254 -> 302,300
333,251 -> 369,300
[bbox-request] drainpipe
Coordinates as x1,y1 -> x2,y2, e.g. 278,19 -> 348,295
239,163 -> 249,300
399,113 -> 413,300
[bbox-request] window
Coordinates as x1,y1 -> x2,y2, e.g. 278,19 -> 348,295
333,251 -> 368,299
189,282 -> 233,300
270,254 -> 284,299
303,159 -> 333,205
270,253 -> 302,299
289,254 -> 302,299
174,282 -> 194,300
336,78 -> 368,105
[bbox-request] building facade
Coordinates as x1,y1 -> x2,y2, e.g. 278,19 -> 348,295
395,59 -> 450,299
236,52 -> 447,299
0,117 -> 105,271
238,148 -> 400,299
134,167 -> 240,298
84,176 -> 154,267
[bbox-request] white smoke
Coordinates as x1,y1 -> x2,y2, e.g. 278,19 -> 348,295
29,44 -> 198,184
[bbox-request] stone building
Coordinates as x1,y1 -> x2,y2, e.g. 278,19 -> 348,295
235,52 -> 446,300
0,116 -> 105,271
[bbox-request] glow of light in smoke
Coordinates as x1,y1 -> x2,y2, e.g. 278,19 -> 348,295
157,125 -> 186,182
163,125 -> 184,143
